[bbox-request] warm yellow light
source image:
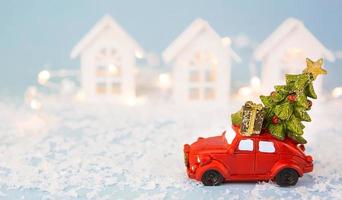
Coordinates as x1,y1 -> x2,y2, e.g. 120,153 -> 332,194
108,64 -> 119,75
291,48 -> 302,54
135,49 -> 144,59
75,89 -> 86,102
222,37 -> 232,46
250,76 -> 261,88
30,99 -> 42,110
332,87 -> 342,98
127,97 -> 137,106
211,57 -> 219,65
238,86 -> 252,97
38,70 -> 51,85
126,96 -> 147,106
159,73 -> 171,89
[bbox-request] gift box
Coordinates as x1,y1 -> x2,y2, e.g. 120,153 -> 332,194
240,101 -> 266,136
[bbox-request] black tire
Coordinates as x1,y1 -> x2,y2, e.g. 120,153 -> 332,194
201,170 -> 224,186
275,168 -> 299,186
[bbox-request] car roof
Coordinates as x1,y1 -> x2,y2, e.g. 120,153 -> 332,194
231,125 -> 298,146
237,133 -> 275,140
235,132 -> 299,147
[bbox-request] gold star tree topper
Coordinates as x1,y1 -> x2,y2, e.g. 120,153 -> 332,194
303,58 -> 327,79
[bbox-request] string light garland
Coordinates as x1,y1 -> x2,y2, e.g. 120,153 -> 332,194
25,69 -> 80,110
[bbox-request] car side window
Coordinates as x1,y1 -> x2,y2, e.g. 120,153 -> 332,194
238,139 -> 254,151
259,141 -> 275,153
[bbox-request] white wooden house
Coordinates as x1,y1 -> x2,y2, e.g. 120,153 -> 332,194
162,18 -> 240,103
254,18 -> 335,95
71,15 -> 143,102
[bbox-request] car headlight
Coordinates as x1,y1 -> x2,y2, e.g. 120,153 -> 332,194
197,155 -> 212,166
191,165 -> 197,172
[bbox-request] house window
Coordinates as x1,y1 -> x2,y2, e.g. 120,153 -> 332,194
204,88 -> 215,99
111,82 -> 121,94
205,70 -> 216,82
259,141 -> 275,153
238,139 -> 254,151
96,82 -> 106,94
189,88 -> 200,100
189,70 -> 200,82
96,65 -> 107,77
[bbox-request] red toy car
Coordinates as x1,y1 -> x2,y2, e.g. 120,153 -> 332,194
183,126 -> 313,186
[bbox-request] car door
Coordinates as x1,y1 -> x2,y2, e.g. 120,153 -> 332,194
255,140 -> 279,174
229,138 -> 255,175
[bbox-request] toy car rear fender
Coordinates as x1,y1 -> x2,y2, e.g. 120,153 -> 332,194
271,161 -> 303,178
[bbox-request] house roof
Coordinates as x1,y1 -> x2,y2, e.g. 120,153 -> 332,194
162,18 -> 241,63
254,18 -> 335,62
70,15 -> 143,59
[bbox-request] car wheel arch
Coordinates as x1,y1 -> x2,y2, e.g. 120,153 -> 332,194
271,161 -> 303,178
195,160 -> 230,181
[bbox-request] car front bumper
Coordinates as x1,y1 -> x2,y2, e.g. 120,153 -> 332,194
186,168 -> 196,179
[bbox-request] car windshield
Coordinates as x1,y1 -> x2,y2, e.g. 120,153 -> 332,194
225,126 -> 236,144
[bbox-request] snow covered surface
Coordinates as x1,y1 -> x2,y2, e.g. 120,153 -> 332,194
0,98 -> 341,199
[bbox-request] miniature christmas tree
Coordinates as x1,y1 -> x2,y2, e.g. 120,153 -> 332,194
232,58 -> 327,144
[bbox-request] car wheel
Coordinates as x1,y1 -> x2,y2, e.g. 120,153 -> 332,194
201,170 -> 223,186
276,168 -> 299,186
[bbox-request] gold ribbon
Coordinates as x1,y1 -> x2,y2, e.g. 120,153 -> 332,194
245,101 -> 263,135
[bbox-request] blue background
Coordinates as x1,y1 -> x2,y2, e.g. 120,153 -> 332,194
1,0 -> 341,96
